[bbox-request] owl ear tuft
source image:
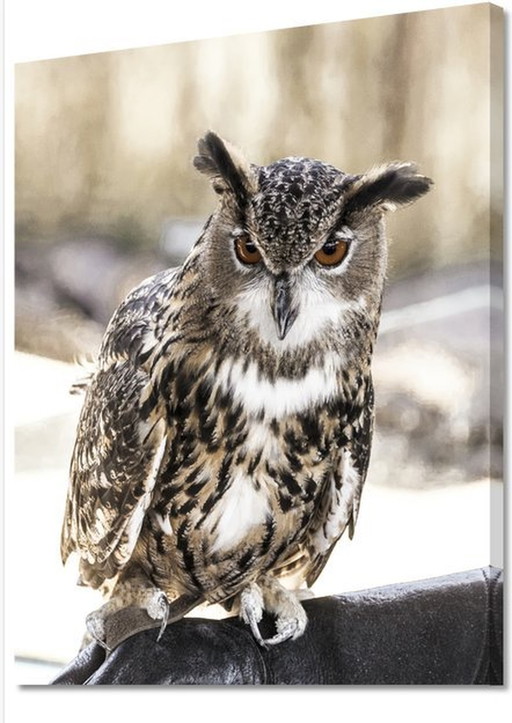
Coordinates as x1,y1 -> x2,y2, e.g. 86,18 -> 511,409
343,162 -> 433,216
193,131 -> 257,208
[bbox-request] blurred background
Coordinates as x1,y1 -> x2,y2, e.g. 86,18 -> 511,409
13,3 -> 502,682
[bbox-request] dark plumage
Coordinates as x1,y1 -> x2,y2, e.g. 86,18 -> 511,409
61,131 -> 432,648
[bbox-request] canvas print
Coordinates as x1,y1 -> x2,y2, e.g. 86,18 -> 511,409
14,2 -> 502,685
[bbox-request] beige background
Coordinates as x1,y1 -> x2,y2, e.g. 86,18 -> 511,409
15,3 -> 500,277
12,2 -> 502,681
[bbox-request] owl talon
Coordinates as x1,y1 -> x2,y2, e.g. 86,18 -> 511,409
148,591 -> 170,641
239,580 -> 308,647
260,608 -> 308,647
250,576 -> 309,647
239,583 -> 266,645
85,608 -> 112,652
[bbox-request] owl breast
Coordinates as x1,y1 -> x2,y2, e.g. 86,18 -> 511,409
142,351 -> 343,601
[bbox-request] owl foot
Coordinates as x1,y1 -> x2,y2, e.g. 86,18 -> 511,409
239,578 -> 308,648
83,582 -> 171,650
239,582 -> 266,646
263,605 -> 308,647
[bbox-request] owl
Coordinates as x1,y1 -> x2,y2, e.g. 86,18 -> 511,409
61,132 -> 432,649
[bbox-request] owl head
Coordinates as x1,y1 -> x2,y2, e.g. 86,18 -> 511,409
193,131 -> 432,355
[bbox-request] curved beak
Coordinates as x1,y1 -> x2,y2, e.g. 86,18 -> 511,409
272,273 -> 299,340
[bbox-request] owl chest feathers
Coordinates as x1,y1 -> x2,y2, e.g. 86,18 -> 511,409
141,343 -> 360,596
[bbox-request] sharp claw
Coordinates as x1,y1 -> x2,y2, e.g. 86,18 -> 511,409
258,635 -> 282,647
258,615 -> 307,647
259,627 -> 296,647
155,594 -> 170,642
239,583 -> 267,645
85,611 -> 112,652
244,605 -> 267,647
144,589 -> 170,642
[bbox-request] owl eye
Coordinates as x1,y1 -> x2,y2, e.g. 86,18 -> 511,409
314,237 -> 350,267
234,235 -> 262,265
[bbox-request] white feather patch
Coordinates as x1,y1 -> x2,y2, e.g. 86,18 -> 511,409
121,429 -> 167,559
215,353 -> 342,419
207,471 -> 270,553
310,451 -> 361,554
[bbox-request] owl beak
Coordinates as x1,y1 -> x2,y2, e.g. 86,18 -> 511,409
273,273 -> 299,340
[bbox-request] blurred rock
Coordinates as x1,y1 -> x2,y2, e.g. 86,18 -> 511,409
15,237 -> 168,362
48,239 -> 165,325
372,262 -> 502,487
372,341 -> 478,487
15,284 -> 104,364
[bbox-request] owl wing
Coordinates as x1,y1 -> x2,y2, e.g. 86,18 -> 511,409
60,268 -> 179,587
304,379 -> 375,587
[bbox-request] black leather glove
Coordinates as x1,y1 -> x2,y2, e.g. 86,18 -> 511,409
51,566 -> 502,685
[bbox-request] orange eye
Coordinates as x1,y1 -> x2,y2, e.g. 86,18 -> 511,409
234,235 -> 262,265
314,237 -> 350,267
